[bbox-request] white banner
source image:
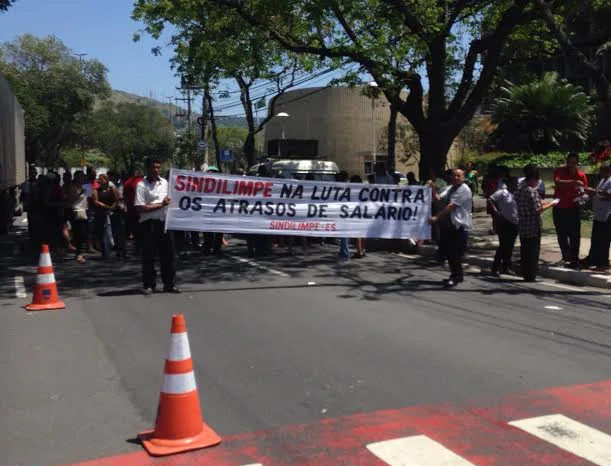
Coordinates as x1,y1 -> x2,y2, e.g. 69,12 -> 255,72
166,169 -> 432,239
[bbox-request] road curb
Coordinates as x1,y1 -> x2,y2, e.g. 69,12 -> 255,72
416,244 -> 611,289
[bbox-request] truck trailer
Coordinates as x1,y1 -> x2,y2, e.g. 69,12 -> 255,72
0,74 -> 26,233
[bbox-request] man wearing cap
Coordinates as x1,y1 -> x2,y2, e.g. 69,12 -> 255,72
135,158 -> 179,295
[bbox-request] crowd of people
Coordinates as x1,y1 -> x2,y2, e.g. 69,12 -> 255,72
18,151 -> 610,293
478,153 -> 610,284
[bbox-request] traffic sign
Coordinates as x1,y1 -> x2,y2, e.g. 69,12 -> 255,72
198,140 -> 208,154
220,149 -> 234,163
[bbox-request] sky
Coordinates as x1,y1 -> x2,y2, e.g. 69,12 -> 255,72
0,0 -> 184,102
0,0 -> 366,117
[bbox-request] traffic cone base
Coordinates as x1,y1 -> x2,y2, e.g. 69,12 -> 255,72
26,244 -> 65,311
25,300 -> 65,311
138,422 -> 221,456
138,314 -> 221,457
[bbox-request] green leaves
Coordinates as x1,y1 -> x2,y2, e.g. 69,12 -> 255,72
89,101 -> 175,172
0,34 -> 110,166
0,0 -> 15,12
491,73 -> 594,153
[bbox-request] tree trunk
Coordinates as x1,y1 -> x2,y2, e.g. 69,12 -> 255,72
235,74 -> 257,167
205,90 -> 221,169
387,104 -> 398,172
243,132 -> 256,168
418,130 -> 453,182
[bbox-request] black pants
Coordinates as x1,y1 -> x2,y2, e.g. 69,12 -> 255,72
111,213 -> 127,258
493,217 -> 518,273
553,206 -> 581,262
72,218 -> 88,256
587,217 -> 610,267
203,232 -> 223,254
141,220 -> 176,289
126,209 -> 142,252
441,225 -> 468,280
520,233 -> 541,281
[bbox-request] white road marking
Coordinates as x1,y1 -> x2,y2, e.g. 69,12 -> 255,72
232,257 -> 290,278
307,281 -> 316,286
366,435 -> 475,466
240,464 -> 263,466
538,281 -> 584,292
544,305 -> 563,310
14,276 -> 27,298
509,414 -> 611,465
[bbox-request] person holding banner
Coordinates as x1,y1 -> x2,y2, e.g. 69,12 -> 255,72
135,158 -> 178,295
428,169 -> 473,288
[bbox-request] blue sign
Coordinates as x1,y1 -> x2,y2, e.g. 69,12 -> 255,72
220,149 -> 234,163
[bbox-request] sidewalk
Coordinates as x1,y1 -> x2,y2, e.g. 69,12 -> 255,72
418,197 -> 611,289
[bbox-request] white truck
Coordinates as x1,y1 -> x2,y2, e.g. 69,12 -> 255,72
0,74 -> 26,233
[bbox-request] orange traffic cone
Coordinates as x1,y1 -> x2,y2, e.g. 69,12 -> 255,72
139,314 -> 221,456
25,244 -> 65,311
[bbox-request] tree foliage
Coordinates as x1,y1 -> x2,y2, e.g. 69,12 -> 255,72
0,0 -> 15,12
88,101 -> 176,172
132,0 -> 320,167
491,73 -> 594,153
0,34 -> 110,165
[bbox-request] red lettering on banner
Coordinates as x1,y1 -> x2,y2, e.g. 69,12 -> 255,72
235,181 -> 254,196
175,175 -> 186,191
263,182 -> 273,197
222,180 -> 232,195
191,177 -> 202,192
203,178 -> 216,193
253,182 -> 265,196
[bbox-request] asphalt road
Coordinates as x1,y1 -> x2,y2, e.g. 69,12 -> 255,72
1,240 -> 610,466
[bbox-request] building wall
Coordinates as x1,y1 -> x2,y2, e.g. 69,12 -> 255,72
263,86 -> 421,178
0,74 -> 26,189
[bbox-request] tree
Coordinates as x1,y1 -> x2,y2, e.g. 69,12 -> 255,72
133,0 -> 319,167
0,0 -> 15,12
491,73 -> 594,153
0,34 -> 110,166
211,0 -> 552,179
88,101 -> 176,172
531,0 -> 611,139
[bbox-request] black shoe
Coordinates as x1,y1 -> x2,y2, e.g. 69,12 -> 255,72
490,270 -> 501,278
142,287 -> 155,295
163,286 -> 181,294
443,278 -> 459,288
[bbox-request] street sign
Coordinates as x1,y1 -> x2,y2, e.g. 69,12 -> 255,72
220,149 -> 234,163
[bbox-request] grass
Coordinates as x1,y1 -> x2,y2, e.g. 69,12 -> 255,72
541,208 -> 593,238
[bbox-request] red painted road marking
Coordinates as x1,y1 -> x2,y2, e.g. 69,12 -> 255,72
67,380 -> 611,466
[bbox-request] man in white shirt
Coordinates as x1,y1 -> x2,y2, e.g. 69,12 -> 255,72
428,169 -> 473,287
134,158 -> 178,295
583,164 -> 611,270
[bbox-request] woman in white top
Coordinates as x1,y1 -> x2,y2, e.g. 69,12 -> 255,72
70,171 -> 89,263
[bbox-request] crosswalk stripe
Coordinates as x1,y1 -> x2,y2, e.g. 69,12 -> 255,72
366,435 -> 475,466
509,414 -> 611,465
239,464 -> 263,466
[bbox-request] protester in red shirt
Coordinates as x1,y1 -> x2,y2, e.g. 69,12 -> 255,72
553,152 -> 588,267
123,169 -> 144,251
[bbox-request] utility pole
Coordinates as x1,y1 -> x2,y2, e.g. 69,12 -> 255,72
166,96 -> 174,125
75,53 -> 88,168
75,53 -> 88,67
177,85 -> 208,169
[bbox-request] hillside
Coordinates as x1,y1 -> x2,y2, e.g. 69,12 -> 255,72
109,90 -> 248,129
